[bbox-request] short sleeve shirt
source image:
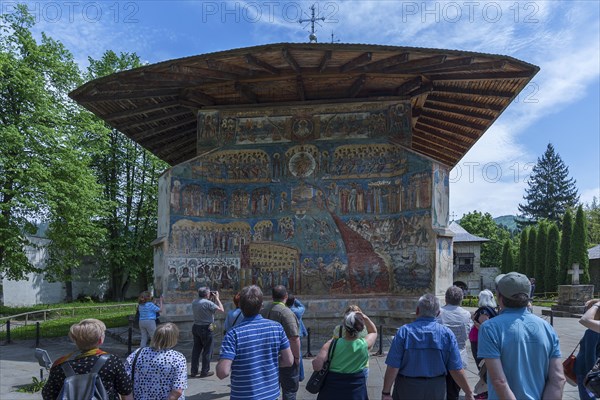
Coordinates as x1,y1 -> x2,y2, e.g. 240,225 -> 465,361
478,307 -> 562,400
126,347 -> 188,400
42,353 -> 132,400
261,302 -> 299,338
192,298 -> 218,325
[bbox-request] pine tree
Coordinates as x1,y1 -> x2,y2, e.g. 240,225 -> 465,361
518,228 -> 529,275
559,208 -> 574,285
526,227 -> 537,279
534,221 -> 548,293
518,143 -> 579,227
545,223 -> 560,292
569,205 -> 590,284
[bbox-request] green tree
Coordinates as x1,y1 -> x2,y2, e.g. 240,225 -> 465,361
84,51 -> 168,300
501,239 -> 514,274
526,227 -> 537,279
518,143 -> 579,227
518,227 -> 529,275
534,221 -> 548,292
569,205 -> 590,284
584,197 -> 600,245
559,208 -> 573,285
0,6 -> 104,284
460,211 -> 511,268
545,223 -> 560,292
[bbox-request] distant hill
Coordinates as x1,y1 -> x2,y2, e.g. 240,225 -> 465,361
493,215 -> 525,231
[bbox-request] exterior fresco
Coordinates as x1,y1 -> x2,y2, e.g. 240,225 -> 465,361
155,100 -> 450,306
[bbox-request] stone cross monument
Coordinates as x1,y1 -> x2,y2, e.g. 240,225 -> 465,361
552,263 -> 594,317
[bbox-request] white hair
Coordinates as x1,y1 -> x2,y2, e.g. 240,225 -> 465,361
478,289 -> 497,308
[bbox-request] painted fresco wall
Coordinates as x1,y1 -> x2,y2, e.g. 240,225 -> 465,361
154,100 -> 451,306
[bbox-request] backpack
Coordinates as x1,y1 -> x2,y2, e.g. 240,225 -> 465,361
58,354 -> 110,400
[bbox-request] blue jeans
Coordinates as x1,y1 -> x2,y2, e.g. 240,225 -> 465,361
280,363 -> 299,400
191,324 -> 213,375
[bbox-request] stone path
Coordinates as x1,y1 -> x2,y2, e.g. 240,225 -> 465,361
0,306 -> 584,399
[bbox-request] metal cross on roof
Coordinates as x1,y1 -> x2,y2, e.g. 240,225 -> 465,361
299,4 -> 326,43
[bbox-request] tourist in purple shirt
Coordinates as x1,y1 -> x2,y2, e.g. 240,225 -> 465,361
382,294 -> 474,400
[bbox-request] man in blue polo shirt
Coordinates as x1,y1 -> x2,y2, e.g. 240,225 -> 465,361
216,285 -> 293,400
478,272 -> 565,400
381,293 -> 474,400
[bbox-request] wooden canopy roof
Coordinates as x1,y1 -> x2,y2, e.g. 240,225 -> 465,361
69,43 -> 539,167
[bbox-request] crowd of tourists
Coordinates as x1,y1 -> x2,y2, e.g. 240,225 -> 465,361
41,271 -> 600,400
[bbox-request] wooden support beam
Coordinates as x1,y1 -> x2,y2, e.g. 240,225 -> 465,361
410,57 -> 473,73
411,141 -> 457,166
410,82 -> 433,98
105,100 -> 180,121
412,135 -> 463,159
78,88 -> 181,102
318,50 -> 332,72
417,116 -> 480,140
413,128 -> 468,155
432,84 -> 514,98
156,137 -> 196,159
180,89 -> 216,106
429,70 -> 536,81
118,109 -> 193,130
415,123 -> 472,147
420,109 -> 488,131
361,53 -> 410,72
245,54 -> 279,75
141,71 -> 214,84
427,95 -> 504,112
431,59 -> 508,74
234,82 -> 258,103
205,59 -> 255,77
395,76 -> 423,96
423,102 -> 495,121
168,65 -> 240,80
131,119 -> 196,140
348,74 -> 367,98
282,48 -> 301,73
146,127 -> 196,147
384,55 -> 447,73
296,75 -> 306,101
340,52 -> 372,73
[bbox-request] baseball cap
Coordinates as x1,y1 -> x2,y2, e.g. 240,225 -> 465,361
496,272 -> 531,298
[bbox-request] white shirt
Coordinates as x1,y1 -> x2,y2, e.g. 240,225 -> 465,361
437,304 -> 473,368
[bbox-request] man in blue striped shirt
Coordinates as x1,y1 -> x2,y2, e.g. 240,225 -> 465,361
217,285 -> 293,400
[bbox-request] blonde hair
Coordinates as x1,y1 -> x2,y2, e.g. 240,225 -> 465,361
69,319 -> 106,351
151,323 -> 179,350
138,291 -> 152,304
344,304 -> 362,314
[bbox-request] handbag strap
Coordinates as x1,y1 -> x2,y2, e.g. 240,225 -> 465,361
327,338 -> 339,363
131,347 -> 144,383
569,342 -> 580,357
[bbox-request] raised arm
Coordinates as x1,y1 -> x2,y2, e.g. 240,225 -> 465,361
213,291 -> 225,313
359,312 -> 378,349
579,299 -> 600,332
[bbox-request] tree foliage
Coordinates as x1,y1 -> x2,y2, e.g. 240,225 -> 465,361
569,205 -> 590,284
518,228 -> 528,275
0,6 -> 104,282
534,221 -> 548,292
84,51 -> 168,300
501,239 -> 514,274
518,143 -> 579,227
559,208 -> 573,285
459,211 -> 511,268
526,227 -> 537,279
584,197 -> 600,245
545,223 -> 560,292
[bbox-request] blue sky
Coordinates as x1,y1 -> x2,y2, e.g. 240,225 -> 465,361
11,0 -> 599,218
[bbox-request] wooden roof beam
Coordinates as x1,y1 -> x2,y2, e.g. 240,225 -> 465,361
104,100 -> 180,121
296,75 -> 306,101
234,82 -> 258,103
410,82 -> 433,98
432,84 -> 514,98
413,128 -> 469,155
409,57 -> 473,73
415,122 -> 473,146
421,109 -> 487,131
395,76 -> 423,96
423,102 -> 495,121
245,54 -> 280,75
412,135 -> 463,158
348,74 -> 367,98
360,52 -> 409,72
141,71 -> 215,84
205,59 -> 255,77
431,59 -> 508,74
411,141 -> 456,166
384,55 -> 447,73
145,127 -> 196,147
131,119 -> 196,140
429,70 -> 536,81
427,95 -> 504,112
340,52 -> 372,73
77,88 -> 181,102
156,137 -> 196,159
180,89 -> 216,106
282,48 -> 301,73
417,116 -> 480,140
168,65 -> 240,81
118,109 -> 193,130
318,50 -> 332,72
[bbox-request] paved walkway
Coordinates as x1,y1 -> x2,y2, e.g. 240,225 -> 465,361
0,306 -> 584,399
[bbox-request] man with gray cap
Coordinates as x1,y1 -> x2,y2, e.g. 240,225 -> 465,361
478,272 -> 565,400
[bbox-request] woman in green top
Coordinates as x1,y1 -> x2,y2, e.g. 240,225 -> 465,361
312,311 -> 377,399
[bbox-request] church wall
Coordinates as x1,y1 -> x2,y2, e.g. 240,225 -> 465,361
154,100 -> 452,318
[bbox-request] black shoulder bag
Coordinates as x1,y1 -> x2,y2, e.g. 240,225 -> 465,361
585,357 -> 600,397
306,339 -> 339,394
